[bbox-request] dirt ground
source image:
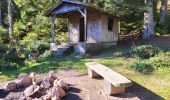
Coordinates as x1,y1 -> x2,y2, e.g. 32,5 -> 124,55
1,35 -> 169,100
117,34 -> 170,49
0,70 -> 164,100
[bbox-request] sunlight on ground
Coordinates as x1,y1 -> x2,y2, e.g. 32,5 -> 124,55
0,52 -> 170,99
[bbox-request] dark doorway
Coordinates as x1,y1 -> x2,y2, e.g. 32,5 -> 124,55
79,17 -> 85,42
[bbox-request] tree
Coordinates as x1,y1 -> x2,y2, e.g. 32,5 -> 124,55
8,0 -> 13,44
143,0 -> 154,39
0,0 -> 2,25
159,0 -> 167,25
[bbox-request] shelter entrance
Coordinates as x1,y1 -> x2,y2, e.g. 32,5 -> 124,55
79,17 -> 85,42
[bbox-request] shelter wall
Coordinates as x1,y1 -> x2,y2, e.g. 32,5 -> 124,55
68,15 -> 80,42
68,12 -> 119,43
100,14 -> 119,42
86,13 -> 102,43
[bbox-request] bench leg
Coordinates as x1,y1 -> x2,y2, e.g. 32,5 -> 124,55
88,67 -> 100,78
104,79 -> 125,95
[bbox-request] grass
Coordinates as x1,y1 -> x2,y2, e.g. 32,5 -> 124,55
0,49 -> 170,99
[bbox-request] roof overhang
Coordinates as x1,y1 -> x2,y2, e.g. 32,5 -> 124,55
44,0 -> 118,18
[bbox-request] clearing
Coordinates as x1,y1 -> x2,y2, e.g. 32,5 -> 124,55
0,35 -> 170,99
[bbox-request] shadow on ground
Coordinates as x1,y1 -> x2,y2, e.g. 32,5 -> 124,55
63,87 -> 82,100
125,81 -> 164,100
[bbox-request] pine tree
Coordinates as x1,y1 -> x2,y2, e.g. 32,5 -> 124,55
8,0 -> 13,44
0,0 -> 2,25
159,0 -> 167,25
143,0 -> 154,39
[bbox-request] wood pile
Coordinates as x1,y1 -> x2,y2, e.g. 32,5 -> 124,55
118,28 -> 143,41
2,71 -> 69,100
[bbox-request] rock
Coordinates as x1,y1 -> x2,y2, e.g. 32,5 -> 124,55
41,78 -> 51,89
15,74 -> 32,87
4,81 -> 17,92
55,79 -> 69,91
32,98 -> 42,100
24,84 -> 45,98
36,78 -> 43,85
24,85 -> 39,97
30,73 -> 36,85
41,91 -> 52,100
57,86 -> 66,98
26,97 -> 32,100
48,71 -> 57,85
19,96 -> 26,100
51,86 -> 60,100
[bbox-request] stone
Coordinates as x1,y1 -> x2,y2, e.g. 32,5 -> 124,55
41,91 -> 52,100
36,78 -> 43,85
19,96 -> 26,100
24,84 -> 46,98
55,79 -> 69,90
24,85 -> 40,97
32,98 -> 42,100
48,71 -> 57,85
41,78 -> 51,89
57,86 -> 66,98
15,74 -> 32,87
51,86 -> 60,100
30,73 -> 36,85
4,81 -> 17,92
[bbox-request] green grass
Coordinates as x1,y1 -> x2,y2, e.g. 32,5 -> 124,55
0,50 -> 170,99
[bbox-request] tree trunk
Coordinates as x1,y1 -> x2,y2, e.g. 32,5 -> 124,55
8,0 -> 13,44
50,16 -> 55,43
143,0 -> 154,39
0,0 -> 2,25
159,0 -> 167,25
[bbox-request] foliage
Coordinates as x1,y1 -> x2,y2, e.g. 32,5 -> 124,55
0,45 -> 21,71
130,59 -> 154,74
98,0 -> 145,35
132,45 -> 161,59
0,26 -> 8,43
150,52 -> 170,68
19,37 -> 50,59
155,26 -> 168,36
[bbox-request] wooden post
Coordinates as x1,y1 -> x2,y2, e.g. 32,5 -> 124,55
50,16 -> 55,43
84,8 -> 87,42
78,8 -> 87,42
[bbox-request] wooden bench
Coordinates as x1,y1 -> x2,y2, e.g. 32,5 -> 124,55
85,62 -> 132,95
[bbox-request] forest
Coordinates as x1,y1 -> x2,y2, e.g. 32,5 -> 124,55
0,0 -> 169,71
0,0 -> 170,99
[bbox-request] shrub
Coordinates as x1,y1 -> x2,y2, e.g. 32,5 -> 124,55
0,45 -> 21,71
0,44 -> 8,54
0,26 -> 8,43
155,27 -> 168,36
130,59 -> 154,74
150,52 -> 170,68
20,38 -> 50,59
132,45 -> 161,59
37,50 -> 53,62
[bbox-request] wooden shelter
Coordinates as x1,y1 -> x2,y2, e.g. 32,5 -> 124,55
45,0 -> 120,54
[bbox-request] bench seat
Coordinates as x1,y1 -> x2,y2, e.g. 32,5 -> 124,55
85,62 -> 132,95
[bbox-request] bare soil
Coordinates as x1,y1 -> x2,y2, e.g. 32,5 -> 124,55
1,35 -> 169,100
0,70 -> 164,100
